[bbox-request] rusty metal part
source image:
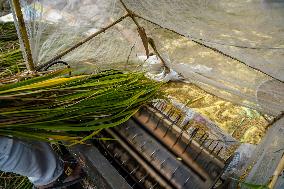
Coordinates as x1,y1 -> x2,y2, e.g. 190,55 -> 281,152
112,120 -> 210,189
74,102 -> 234,188
69,143 -> 132,189
134,106 -> 225,183
96,130 -> 169,189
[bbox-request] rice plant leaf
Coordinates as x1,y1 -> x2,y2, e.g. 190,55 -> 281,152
0,69 -> 162,143
68,129 -> 103,146
240,182 -> 269,189
0,69 -> 71,93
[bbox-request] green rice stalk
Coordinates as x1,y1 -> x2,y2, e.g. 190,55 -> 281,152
0,69 -> 163,143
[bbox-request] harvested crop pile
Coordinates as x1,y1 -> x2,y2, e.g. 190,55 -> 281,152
0,69 -> 162,143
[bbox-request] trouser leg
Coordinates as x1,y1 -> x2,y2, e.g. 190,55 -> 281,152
0,136 -> 63,185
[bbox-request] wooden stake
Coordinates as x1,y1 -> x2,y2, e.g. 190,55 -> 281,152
11,0 -> 35,72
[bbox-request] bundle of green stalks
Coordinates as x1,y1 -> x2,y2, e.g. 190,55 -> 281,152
0,69 -> 162,144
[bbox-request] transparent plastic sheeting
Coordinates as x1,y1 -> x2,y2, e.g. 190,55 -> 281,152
126,0 -> 284,82
12,0 -> 284,116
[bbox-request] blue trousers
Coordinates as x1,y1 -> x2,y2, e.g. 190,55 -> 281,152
0,137 -> 63,185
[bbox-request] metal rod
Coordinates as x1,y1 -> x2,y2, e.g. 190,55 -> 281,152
160,157 -> 170,169
183,177 -> 191,187
106,129 -> 172,189
140,141 -> 148,152
154,116 -> 163,130
210,142 -> 219,154
11,0 -> 35,71
149,149 -> 159,161
163,115 -> 182,138
172,131 -> 184,147
170,166 -> 180,180
182,128 -> 199,154
216,146 -> 223,156
138,174 -> 148,183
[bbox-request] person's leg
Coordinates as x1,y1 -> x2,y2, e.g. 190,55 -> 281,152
0,136 -> 63,186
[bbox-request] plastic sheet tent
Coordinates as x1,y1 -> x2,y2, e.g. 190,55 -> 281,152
10,0 -> 284,116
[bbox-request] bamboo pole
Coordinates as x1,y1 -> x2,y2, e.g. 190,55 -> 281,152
11,0 -> 35,72
268,153 -> 284,189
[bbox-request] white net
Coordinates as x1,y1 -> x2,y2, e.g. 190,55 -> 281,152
10,0 -> 284,116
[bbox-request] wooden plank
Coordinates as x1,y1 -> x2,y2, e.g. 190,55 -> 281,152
69,144 -> 132,189
245,117 -> 284,188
